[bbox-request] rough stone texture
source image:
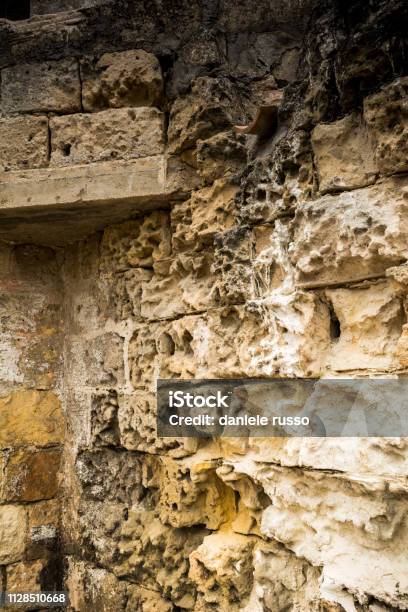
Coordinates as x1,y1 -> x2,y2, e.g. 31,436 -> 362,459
0,391 -> 63,448
311,113 -> 377,193
364,77 -> 408,176
0,505 -> 26,564
50,107 -> 164,166
81,50 -> 163,111
1,0 -> 408,609
0,116 -> 49,172
1,60 -> 81,114
290,177 -> 408,287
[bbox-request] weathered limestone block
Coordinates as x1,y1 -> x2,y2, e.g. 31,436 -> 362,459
129,296 -> 329,388
0,505 -> 26,564
140,252 -> 217,320
66,559 -> 173,611
216,464 -> 270,536
326,280 -> 404,371
103,268 -> 153,322
90,391 -> 120,447
238,130 -> 315,224
168,77 -> 242,153
81,50 -> 163,111
290,177 -> 408,287
253,465 -> 408,609
171,180 -> 239,253
117,392 -> 198,456
117,508 -> 207,607
66,559 -> 127,612
50,107 -> 164,166
100,211 -> 171,273
27,499 -> 60,560
1,60 -> 81,114
364,77 -> 408,175
243,541 -> 327,612
189,530 -> 256,611
0,391 -> 63,448
7,559 -> 49,594
0,116 -> 49,172
143,455 -> 235,529
312,113 -> 377,193
196,131 -> 247,185
75,450 -> 143,505
2,449 -> 61,502
68,332 -> 124,387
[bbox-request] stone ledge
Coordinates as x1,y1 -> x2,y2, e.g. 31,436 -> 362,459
0,156 -> 196,245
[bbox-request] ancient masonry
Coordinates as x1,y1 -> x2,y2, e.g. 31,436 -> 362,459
0,0 -> 408,610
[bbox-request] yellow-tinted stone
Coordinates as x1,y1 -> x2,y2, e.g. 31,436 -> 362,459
2,449 -> 61,502
0,505 -> 26,564
0,390 -> 64,449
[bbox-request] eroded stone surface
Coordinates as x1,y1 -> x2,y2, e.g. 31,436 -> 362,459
50,108 -> 164,166
81,50 -> 163,111
0,116 -> 49,172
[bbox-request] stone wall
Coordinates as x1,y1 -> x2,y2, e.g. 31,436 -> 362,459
0,0 -> 408,610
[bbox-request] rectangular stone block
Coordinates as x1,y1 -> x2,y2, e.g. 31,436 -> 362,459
0,505 -> 26,564
171,179 -> 239,253
312,113 -> 377,193
1,60 -> 81,114
364,77 -> 408,176
325,280 -> 404,372
50,107 -> 164,166
0,390 -> 63,448
129,295 -> 329,391
81,50 -> 163,111
99,211 -> 171,273
291,177 -> 408,287
0,116 -> 49,172
2,449 -> 61,502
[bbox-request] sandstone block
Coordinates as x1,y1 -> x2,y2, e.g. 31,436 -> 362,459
81,50 -> 163,111
143,455 -> 235,529
171,180 -> 239,253
326,280 -> 404,371
27,499 -> 60,560
68,332 -> 124,387
2,449 -> 61,502
100,211 -> 171,273
254,465 -> 408,609
0,390 -> 63,448
7,559 -> 48,594
189,531 -> 256,611
0,505 -> 26,564
312,113 -> 377,193
364,77 -> 408,175
0,116 -> 49,172
66,559 -> 128,612
117,392 -> 198,456
140,252 -> 217,320
290,177 -> 408,287
129,296 -> 329,390
196,131 -> 247,185
1,60 -> 81,114
168,77 -> 242,153
117,508 -> 207,606
90,391 -> 120,447
50,107 -> 164,166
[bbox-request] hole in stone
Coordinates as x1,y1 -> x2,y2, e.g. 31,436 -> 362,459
256,188 -> 267,202
330,308 -> 341,341
62,143 -> 72,157
0,0 -> 30,20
